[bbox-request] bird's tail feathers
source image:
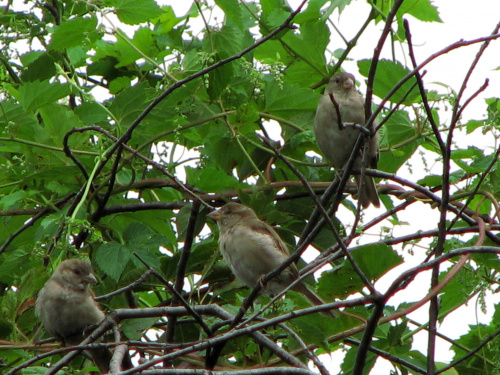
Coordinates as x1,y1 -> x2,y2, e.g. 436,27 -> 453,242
355,174 -> 380,208
90,344 -> 134,373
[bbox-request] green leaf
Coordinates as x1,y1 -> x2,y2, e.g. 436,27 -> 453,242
466,120 -> 483,134
121,317 -> 158,340
49,16 -> 98,50
318,243 -> 402,297
398,0 -> 442,23
0,190 -> 26,211
210,25 -> 253,59
36,214 -> 64,242
114,0 -> 163,25
21,52 -> 58,82
438,266 -> 478,321
294,0 -> 326,23
382,111 -> 415,145
155,6 -> 185,33
384,321 -> 412,354
18,80 -> 72,112
127,27 -> 156,63
418,174 -> 442,186
108,82 -> 152,127
15,366 -> 52,374
450,147 -> 483,160
452,318 -> 500,374
216,0 -> 243,29
351,243 -> 403,280
435,364 -> 459,375
185,166 -> 247,191
378,110 -> 419,174
0,248 -> 37,285
0,315 -> 13,339
288,312 -> 333,350
260,0 -> 291,31
109,76 -> 133,94
38,104 -> 85,143
450,147 -> 485,173
358,59 -> 420,104
207,59 -> 234,101
74,102 -> 110,125
94,223 -> 164,282
122,222 -> 165,249
330,0 -> 355,15
95,27 -> 153,68
282,19 -> 330,70
254,39 -> 289,64
342,344 -> 377,374
265,80 -> 320,114
95,242 -> 132,281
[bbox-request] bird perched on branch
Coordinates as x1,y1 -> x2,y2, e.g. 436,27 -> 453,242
208,203 -> 336,316
314,71 -> 380,208
36,259 -> 133,373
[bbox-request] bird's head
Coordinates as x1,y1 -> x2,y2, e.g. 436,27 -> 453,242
327,72 -> 357,93
55,259 -> 98,291
207,203 -> 257,229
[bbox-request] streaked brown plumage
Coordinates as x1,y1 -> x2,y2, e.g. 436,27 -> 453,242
208,203 -> 336,316
314,72 -> 380,208
36,259 -> 132,373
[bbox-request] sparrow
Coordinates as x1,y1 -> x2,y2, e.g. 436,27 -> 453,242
207,203 -> 336,316
314,72 -> 380,208
36,259 -> 132,373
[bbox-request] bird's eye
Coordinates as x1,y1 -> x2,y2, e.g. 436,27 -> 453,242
73,269 -> 82,276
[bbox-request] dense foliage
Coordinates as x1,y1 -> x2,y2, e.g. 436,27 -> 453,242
1,0 -> 499,374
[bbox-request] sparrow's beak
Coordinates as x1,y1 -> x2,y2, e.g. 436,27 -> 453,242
342,78 -> 354,89
207,209 -> 222,221
83,273 -> 98,285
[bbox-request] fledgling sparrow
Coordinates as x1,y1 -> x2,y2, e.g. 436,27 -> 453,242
36,259 -> 133,373
208,203 -> 336,316
314,72 -> 380,208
